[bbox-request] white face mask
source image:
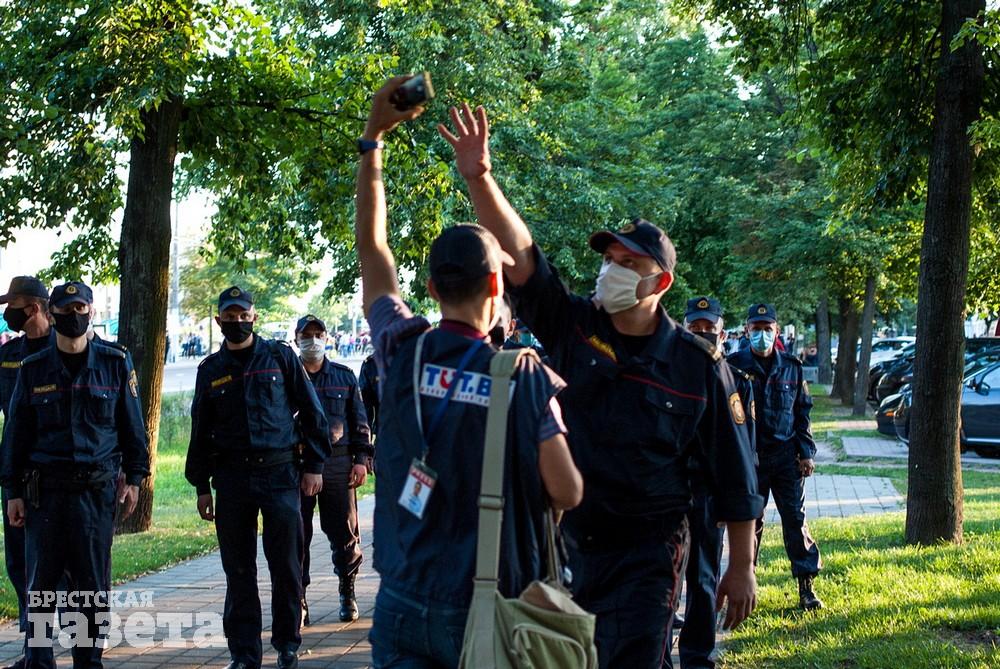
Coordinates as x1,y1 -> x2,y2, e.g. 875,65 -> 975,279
593,261 -> 660,314
297,337 -> 326,362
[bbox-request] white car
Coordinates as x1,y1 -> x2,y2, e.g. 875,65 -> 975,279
868,337 -> 916,366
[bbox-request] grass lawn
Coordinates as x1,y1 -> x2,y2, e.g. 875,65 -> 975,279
722,391 -> 1000,668
0,392 -> 375,621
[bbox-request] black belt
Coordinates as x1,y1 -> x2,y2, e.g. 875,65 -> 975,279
215,449 -> 297,468
30,465 -> 117,492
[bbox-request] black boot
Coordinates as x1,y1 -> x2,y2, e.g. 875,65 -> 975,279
339,575 -> 359,622
301,591 -> 310,627
276,650 -> 298,669
798,575 -> 824,611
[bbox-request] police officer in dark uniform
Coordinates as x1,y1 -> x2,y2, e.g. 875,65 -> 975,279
679,297 -> 756,669
0,281 -> 149,669
358,354 -> 379,440
0,277 -> 55,669
727,303 -> 823,611
185,287 -> 333,669
441,102 -> 763,668
356,78 -> 583,668
293,314 -> 372,625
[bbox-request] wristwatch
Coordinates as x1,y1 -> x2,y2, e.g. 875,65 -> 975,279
357,138 -> 384,155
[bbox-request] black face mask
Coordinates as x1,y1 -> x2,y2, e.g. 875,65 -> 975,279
694,331 -> 720,347
53,311 -> 90,338
3,306 -> 30,333
220,320 -> 254,344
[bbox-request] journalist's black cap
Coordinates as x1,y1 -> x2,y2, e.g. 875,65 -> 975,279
685,296 -> 723,324
50,282 -> 93,308
218,286 -> 253,312
589,218 -> 676,273
429,225 -> 512,288
295,314 -> 327,334
0,276 -> 49,304
747,303 -> 777,323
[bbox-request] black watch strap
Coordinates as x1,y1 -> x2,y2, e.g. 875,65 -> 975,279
357,138 -> 384,155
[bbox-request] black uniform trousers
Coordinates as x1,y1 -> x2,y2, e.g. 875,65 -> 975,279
3,487 -> 28,634
214,461 -> 304,667
24,479 -> 116,669
568,516 -> 689,669
300,454 -> 362,588
677,489 -> 724,669
754,443 -> 821,577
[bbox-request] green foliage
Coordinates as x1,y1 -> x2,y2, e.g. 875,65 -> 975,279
179,246 -> 316,322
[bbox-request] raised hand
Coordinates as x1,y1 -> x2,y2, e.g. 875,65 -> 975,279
363,76 -> 426,140
438,102 -> 492,180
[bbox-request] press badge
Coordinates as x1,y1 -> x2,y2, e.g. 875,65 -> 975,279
398,458 -> 437,519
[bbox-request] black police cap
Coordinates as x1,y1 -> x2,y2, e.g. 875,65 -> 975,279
747,303 -> 778,323
50,282 -> 93,308
0,276 -> 49,304
218,286 -> 254,312
588,218 -> 677,273
685,296 -> 723,323
295,314 -> 327,334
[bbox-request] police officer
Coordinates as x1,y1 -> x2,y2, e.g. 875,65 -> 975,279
0,277 -> 55,669
727,304 -> 823,610
358,354 -> 379,440
441,103 -> 762,668
293,314 -> 372,625
356,77 -> 583,668
679,297 -> 756,669
0,281 -> 149,669
185,287 -> 333,669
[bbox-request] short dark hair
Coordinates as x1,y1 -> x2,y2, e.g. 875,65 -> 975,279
27,296 -> 48,314
432,274 -> 492,306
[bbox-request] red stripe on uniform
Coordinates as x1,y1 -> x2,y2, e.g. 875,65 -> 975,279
621,374 -> 707,402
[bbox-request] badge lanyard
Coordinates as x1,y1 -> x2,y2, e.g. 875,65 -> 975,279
401,332 -> 485,519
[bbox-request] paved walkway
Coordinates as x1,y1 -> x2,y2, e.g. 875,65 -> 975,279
0,468 -> 904,669
842,436 -> 1000,467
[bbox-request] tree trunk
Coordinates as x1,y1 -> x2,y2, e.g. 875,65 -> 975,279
905,0 -> 983,546
816,293 -> 833,385
115,96 -> 183,534
853,273 -> 877,416
832,296 -> 858,402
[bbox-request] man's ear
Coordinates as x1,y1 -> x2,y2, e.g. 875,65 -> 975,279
488,272 -> 501,298
655,271 -> 674,294
426,277 -> 440,302
214,315 -> 222,327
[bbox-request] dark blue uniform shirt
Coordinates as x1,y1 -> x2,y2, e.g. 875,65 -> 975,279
509,245 -> 763,534
726,348 -> 816,460
307,358 -> 372,464
0,341 -> 150,497
0,331 -> 56,419
185,336 -> 332,495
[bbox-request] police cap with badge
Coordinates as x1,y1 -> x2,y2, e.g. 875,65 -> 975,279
685,296 -> 723,324
50,281 -> 94,307
295,314 -> 328,334
218,286 -> 253,312
747,303 -> 777,323
588,218 -> 677,273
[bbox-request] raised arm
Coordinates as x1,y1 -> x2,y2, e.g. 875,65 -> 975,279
356,77 -> 425,316
438,104 -> 536,286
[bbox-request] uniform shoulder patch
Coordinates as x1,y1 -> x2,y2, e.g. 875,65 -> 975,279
93,342 -> 126,359
679,329 -> 722,362
128,369 -> 139,398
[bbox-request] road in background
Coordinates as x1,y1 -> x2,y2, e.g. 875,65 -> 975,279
161,355 -> 365,394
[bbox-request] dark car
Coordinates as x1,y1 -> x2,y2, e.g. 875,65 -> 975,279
896,361 -> 1000,457
880,340 -> 1000,403
876,392 -> 906,436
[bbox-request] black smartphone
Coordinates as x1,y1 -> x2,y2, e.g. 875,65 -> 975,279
391,72 -> 435,111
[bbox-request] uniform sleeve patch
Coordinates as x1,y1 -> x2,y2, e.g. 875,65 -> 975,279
749,399 -> 756,422
730,392 -> 746,425
129,369 -> 139,398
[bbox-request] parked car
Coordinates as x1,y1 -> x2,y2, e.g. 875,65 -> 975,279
895,360 -> 1000,457
876,392 -> 906,436
868,337 -> 917,366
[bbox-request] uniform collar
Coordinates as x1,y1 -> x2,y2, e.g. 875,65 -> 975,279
218,335 -> 261,366
47,340 -> 96,373
438,319 -> 489,341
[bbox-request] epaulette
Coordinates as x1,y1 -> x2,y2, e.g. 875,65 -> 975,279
780,351 -> 803,366
729,365 -> 753,382
328,359 -> 354,372
198,350 -> 220,368
679,329 -> 723,363
93,342 -> 126,359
